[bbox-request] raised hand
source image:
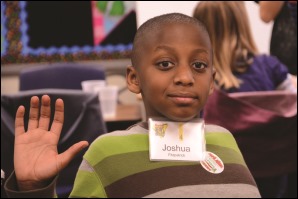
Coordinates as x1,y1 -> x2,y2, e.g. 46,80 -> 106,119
14,95 -> 89,191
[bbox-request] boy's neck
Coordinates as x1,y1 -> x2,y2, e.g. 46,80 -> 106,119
138,121 -> 149,130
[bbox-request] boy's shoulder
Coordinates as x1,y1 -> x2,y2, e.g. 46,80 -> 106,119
205,124 -> 231,134
86,124 -> 147,151
83,124 -> 148,166
205,124 -> 240,153
98,123 -> 148,139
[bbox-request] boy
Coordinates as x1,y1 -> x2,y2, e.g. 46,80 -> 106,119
4,13 -> 260,197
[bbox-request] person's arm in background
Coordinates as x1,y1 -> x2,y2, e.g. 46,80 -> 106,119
259,1 -> 284,23
290,75 -> 297,89
276,74 -> 297,93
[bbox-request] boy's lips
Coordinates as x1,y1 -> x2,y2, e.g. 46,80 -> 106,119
167,93 -> 198,105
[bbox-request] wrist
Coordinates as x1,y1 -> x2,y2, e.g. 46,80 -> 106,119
17,180 -> 50,191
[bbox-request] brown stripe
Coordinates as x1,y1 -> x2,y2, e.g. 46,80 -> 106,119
105,164 -> 256,198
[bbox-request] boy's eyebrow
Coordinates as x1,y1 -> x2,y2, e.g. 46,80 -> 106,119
154,45 -> 175,52
154,45 -> 209,54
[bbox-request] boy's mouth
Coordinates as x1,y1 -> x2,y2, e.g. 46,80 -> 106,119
167,93 -> 198,105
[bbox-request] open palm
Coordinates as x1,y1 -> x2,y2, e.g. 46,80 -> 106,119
14,95 -> 88,191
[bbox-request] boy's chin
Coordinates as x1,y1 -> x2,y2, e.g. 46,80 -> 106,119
166,114 -> 200,122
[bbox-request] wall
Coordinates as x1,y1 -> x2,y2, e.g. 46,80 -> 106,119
1,1 -> 272,102
136,1 -> 272,54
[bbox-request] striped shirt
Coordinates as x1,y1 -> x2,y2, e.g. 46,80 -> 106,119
70,124 -> 260,198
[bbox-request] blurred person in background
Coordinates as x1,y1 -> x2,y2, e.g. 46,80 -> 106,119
193,1 -> 296,94
258,1 -> 297,75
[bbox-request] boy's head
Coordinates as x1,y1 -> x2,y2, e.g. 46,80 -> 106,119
127,13 -> 215,122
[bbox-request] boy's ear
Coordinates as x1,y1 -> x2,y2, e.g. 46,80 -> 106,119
209,68 -> 217,95
126,65 -> 141,94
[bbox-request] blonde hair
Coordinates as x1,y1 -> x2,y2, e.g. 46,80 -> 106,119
193,1 -> 258,90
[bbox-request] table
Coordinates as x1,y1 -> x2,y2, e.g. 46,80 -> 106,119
104,104 -> 142,132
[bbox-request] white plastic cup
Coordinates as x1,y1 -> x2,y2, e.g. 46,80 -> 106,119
1,169 -> 4,186
95,86 -> 118,119
81,80 -> 106,93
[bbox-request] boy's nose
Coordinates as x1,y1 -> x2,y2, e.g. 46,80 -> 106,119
173,65 -> 194,86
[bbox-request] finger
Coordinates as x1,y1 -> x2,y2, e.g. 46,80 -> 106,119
28,96 -> 40,130
57,141 -> 89,170
15,106 -> 25,137
50,98 -> 64,136
38,95 -> 51,131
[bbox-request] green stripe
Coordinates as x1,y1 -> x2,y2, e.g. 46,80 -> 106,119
86,132 -> 240,166
207,145 -> 246,165
94,145 -> 246,187
206,132 -> 242,154
70,170 -> 107,198
85,134 -> 149,165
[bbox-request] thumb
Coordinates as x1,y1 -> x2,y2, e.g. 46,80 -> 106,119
58,141 -> 89,170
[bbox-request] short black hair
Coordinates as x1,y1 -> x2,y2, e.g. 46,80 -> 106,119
131,13 -> 209,67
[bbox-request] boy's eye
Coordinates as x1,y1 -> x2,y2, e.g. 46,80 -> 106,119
192,62 -> 207,70
157,61 -> 174,69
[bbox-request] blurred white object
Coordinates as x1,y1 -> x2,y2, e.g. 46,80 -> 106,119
81,80 -> 106,93
291,75 -> 297,89
95,86 -> 119,119
1,169 -> 4,186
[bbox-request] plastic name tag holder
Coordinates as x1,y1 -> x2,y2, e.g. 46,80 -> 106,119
149,117 -> 206,162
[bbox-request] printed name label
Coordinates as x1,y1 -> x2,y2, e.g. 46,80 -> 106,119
149,118 -> 206,162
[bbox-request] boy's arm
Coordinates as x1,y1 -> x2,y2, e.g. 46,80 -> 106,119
4,171 -> 57,198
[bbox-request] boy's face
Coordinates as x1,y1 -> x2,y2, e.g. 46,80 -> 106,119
127,23 -> 215,122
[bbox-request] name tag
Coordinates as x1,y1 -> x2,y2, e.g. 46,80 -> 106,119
149,118 -> 206,162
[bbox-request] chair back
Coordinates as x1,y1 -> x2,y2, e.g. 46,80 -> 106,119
19,63 -> 105,91
203,89 -> 297,197
1,89 -> 107,197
